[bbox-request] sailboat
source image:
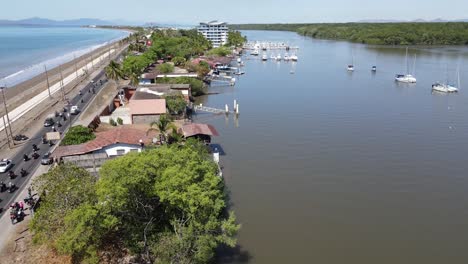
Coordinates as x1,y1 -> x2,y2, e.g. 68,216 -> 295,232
432,66 -> 459,93
290,53 -> 298,61
347,50 -> 355,71
395,47 -> 417,83
261,53 -> 268,61
276,54 -> 282,61
284,53 -> 290,61
251,49 -> 259,56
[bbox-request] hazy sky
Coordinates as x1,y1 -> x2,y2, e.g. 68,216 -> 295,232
3,0 -> 468,24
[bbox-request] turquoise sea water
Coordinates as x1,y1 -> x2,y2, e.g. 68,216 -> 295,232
0,26 -> 129,86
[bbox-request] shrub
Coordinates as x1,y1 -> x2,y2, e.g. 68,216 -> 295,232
109,118 -> 117,126
206,46 -> 232,57
172,56 -> 186,66
60,125 -> 96,146
157,63 -> 175,74
116,117 -> 123,125
165,93 -> 187,115
158,77 -> 205,96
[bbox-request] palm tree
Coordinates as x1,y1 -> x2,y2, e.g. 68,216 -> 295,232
105,60 -> 123,81
147,114 -> 177,144
128,71 -> 140,87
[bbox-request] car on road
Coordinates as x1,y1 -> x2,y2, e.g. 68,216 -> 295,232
0,159 -> 13,173
41,153 -> 53,165
44,114 -> 55,127
70,105 -> 80,115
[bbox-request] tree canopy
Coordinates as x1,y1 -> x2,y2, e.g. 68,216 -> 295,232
30,142 -> 239,264
231,22 -> 468,45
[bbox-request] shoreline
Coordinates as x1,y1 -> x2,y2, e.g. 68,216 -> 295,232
0,38 -> 126,116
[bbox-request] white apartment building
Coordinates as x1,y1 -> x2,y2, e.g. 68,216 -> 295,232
198,21 -> 228,48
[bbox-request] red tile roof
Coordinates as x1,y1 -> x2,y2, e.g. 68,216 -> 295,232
53,127 -> 154,158
179,123 -> 219,138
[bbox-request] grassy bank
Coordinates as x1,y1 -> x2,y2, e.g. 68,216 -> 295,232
231,23 -> 468,45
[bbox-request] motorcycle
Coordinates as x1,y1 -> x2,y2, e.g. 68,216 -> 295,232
32,144 -> 38,151
8,183 -> 16,193
8,171 -> 16,179
42,137 -> 48,144
23,154 -> 29,161
0,182 -> 7,192
32,152 -> 40,159
20,169 -> 27,177
10,209 -> 24,224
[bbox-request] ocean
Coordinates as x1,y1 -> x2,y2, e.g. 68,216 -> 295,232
0,26 -> 129,87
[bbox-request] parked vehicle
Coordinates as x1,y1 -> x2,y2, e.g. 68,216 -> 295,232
13,134 -> 29,141
41,153 -> 53,165
0,159 -> 13,173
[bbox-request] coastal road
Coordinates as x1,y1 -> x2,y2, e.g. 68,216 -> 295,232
0,70 -> 109,217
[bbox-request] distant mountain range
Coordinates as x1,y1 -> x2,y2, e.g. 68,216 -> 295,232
0,17 -> 144,26
358,18 -> 468,23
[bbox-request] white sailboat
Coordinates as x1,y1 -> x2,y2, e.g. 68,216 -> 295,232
432,66 -> 459,93
290,53 -> 298,61
251,49 -> 259,56
284,53 -> 290,61
276,54 -> 282,61
261,53 -> 268,61
395,47 -> 417,83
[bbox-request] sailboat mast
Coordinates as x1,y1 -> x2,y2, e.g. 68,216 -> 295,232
412,54 -> 416,76
405,47 -> 409,75
458,66 -> 461,89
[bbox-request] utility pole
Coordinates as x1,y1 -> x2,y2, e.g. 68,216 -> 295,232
90,51 -> 94,68
2,116 -> 12,149
58,64 -> 66,101
1,86 -> 14,145
44,65 -> 52,98
73,54 -> 79,79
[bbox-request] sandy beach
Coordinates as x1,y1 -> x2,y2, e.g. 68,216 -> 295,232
0,41 -> 124,116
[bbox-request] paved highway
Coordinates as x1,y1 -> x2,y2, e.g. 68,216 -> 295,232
0,69 -> 108,216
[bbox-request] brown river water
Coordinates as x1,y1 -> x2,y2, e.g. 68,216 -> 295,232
195,30 -> 468,264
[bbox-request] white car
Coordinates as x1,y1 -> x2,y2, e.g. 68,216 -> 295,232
70,106 -> 80,115
0,159 -> 13,173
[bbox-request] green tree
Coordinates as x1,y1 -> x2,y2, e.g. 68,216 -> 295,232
227,31 -> 247,47
157,63 -> 175,74
172,56 -> 186,66
61,125 -> 96,146
105,60 -> 123,82
147,114 -> 176,142
30,164 -> 103,263
164,93 -> 187,115
97,142 -> 240,263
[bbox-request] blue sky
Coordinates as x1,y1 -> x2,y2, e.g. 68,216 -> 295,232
3,0 -> 468,24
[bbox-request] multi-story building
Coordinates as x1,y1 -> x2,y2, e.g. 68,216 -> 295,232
197,21 -> 228,48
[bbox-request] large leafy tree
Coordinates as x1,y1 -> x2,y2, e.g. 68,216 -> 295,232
97,142 -> 239,263
30,143 -> 239,263
30,164 -> 106,263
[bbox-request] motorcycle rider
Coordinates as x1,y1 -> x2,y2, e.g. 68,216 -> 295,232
23,153 -> 28,161
20,168 -> 27,176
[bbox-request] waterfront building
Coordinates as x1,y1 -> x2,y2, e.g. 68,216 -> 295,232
198,21 -> 228,48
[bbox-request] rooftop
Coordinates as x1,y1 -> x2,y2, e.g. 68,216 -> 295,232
200,21 -> 227,26
179,123 -> 219,138
129,99 -> 166,115
53,126 -> 155,158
